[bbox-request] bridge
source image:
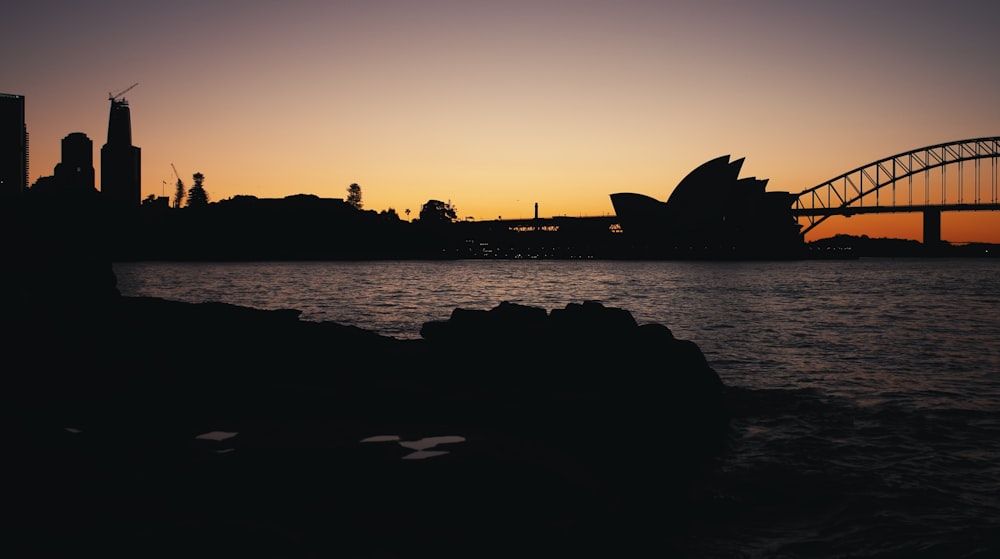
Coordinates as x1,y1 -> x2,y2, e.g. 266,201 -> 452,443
792,137 -> 1000,243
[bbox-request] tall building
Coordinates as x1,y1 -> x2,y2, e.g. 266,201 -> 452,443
31,132 -> 97,195
100,93 -> 141,207
0,93 -> 28,197
55,132 -> 95,190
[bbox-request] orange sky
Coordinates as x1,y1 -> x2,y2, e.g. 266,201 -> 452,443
5,1 -> 1000,243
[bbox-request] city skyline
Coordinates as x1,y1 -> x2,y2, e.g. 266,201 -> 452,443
5,1 -> 1000,242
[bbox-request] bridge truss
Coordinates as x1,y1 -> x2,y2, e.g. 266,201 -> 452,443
793,137 -> 1000,236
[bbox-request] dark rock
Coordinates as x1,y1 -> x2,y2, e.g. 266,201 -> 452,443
420,299 -> 723,405
549,299 -> 639,331
419,300 -> 548,342
7,286 -> 729,558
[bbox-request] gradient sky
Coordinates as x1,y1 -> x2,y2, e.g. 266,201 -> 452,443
5,0 -> 1000,242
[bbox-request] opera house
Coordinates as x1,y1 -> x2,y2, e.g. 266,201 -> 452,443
610,155 -> 804,259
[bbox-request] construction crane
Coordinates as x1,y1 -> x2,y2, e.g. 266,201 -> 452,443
109,82 -> 138,101
170,163 -> 185,208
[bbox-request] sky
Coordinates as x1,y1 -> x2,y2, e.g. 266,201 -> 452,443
5,0 -> 1000,242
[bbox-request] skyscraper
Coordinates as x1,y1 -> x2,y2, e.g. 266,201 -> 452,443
31,132 -> 97,196
100,91 -> 141,207
0,93 -> 28,197
56,132 -> 95,190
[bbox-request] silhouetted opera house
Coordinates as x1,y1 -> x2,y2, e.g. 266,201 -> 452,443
444,156 -> 804,260
609,155 -> 803,259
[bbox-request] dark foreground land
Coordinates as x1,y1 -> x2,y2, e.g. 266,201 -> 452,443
7,276 -> 729,558
3,200 -> 728,557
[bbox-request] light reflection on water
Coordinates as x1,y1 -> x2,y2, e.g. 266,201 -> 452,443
361,435 -> 467,460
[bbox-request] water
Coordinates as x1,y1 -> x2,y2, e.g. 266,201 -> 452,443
113,258 -> 1000,558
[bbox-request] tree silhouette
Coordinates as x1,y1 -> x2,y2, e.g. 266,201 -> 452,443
418,199 -> 458,224
347,183 -> 363,209
173,177 -> 185,209
187,172 -> 209,208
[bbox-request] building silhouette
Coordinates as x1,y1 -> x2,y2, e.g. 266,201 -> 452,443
100,93 -> 141,208
610,155 -> 804,258
0,93 -> 28,197
57,132 -> 95,189
30,132 -> 96,196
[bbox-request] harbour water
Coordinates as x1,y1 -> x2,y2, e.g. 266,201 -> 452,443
114,258 -> 1000,558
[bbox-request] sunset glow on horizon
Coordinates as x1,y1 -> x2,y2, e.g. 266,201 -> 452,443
6,1 -> 1000,243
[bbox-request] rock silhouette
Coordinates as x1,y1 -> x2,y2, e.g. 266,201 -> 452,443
7,292 -> 730,558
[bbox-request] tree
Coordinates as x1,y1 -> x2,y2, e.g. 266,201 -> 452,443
347,183 -> 363,209
173,177 -> 185,209
186,172 -> 209,208
418,199 -> 458,225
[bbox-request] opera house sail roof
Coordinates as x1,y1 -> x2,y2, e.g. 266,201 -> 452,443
610,155 -> 803,259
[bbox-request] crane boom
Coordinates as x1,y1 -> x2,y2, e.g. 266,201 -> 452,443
109,82 -> 139,101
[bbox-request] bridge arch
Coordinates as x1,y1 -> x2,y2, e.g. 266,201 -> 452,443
793,137 -> 1000,238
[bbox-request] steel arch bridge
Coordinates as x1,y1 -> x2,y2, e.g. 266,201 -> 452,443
792,137 -> 1000,242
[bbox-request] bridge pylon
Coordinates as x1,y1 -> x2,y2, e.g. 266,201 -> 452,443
923,209 -> 941,246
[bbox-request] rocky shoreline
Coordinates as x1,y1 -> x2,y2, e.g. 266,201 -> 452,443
8,280 -> 731,557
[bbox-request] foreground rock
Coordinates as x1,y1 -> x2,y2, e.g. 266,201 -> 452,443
7,295 -> 730,558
